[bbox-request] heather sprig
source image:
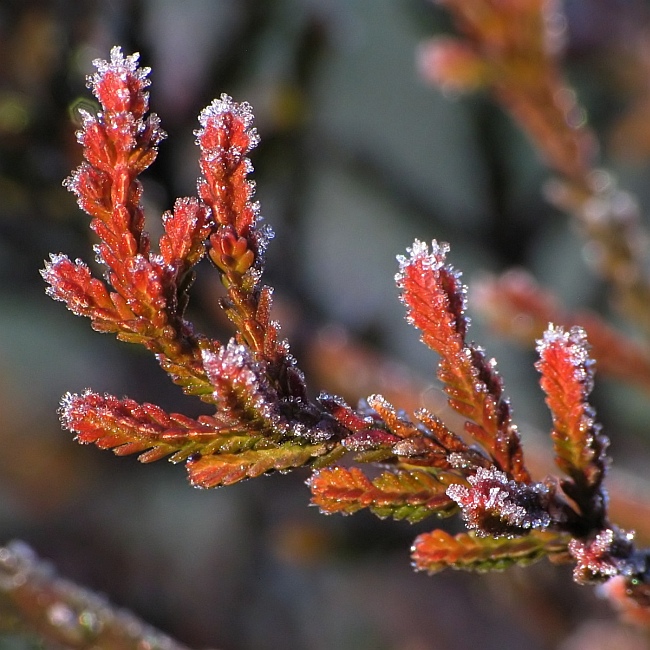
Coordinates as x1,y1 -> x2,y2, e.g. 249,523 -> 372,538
411,529 -> 569,574
43,48 -> 333,487
42,47 -> 214,397
43,47 -> 650,621
535,325 -> 609,530
396,239 -> 529,482
308,466 -> 459,523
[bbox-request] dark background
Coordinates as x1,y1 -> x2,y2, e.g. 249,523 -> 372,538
2,1 -> 650,648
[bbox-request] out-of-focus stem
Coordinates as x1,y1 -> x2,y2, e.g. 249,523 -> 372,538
0,541 -> 193,650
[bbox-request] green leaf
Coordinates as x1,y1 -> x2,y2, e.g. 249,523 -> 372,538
411,529 -> 569,574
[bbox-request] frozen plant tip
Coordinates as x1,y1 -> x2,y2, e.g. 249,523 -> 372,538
43,47 -> 650,626
446,467 -> 552,538
535,324 -> 609,531
396,238 -> 529,483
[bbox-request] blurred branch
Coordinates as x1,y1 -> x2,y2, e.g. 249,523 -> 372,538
472,269 -> 650,393
420,0 -> 650,335
0,541 -> 194,650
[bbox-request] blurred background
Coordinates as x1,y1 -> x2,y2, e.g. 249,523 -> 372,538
2,0 -> 650,648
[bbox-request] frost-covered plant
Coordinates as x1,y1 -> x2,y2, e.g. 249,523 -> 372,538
40,46 -> 650,626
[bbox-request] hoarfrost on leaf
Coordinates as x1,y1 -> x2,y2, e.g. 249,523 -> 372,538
89,46 -> 150,91
569,527 -> 638,584
447,467 -> 551,538
197,93 -> 257,133
395,238 -> 451,280
536,323 -> 594,387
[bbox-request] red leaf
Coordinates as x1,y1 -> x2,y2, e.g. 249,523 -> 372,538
396,240 -> 465,358
396,240 -> 529,482
318,393 -> 374,432
89,47 -> 151,117
366,394 -> 419,439
196,94 -> 259,236
535,325 -> 608,492
200,339 -> 282,432
60,390 -> 226,463
160,197 -> 213,269
41,254 -> 124,327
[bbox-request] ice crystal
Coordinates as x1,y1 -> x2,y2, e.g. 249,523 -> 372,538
89,46 -> 150,92
195,94 -> 260,155
198,94 -> 255,129
569,528 -> 637,584
447,467 -> 551,538
58,389 -> 94,434
395,239 -> 451,280
252,221 -> 275,256
536,324 -> 595,393
201,340 -> 280,428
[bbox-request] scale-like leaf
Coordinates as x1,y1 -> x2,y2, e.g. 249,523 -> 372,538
201,339 -> 283,433
412,529 -> 568,574
60,390 -> 250,463
535,325 -> 609,517
308,466 -> 458,523
42,255 -> 126,332
396,240 -> 529,482
188,443 -> 326,488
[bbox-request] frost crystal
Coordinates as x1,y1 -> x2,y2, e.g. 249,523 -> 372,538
40,254 -> 89,308
253,221 -> 275,255
201,340 -> 280,427
198,94 -> 255,129
395,239 -> 450,279
89,46 -> 150,91
569,528 -> 637,584
536,324 -> 595,391
58,389 -> 96,430
447,467 -> 550,537
195,94 -> 260,151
